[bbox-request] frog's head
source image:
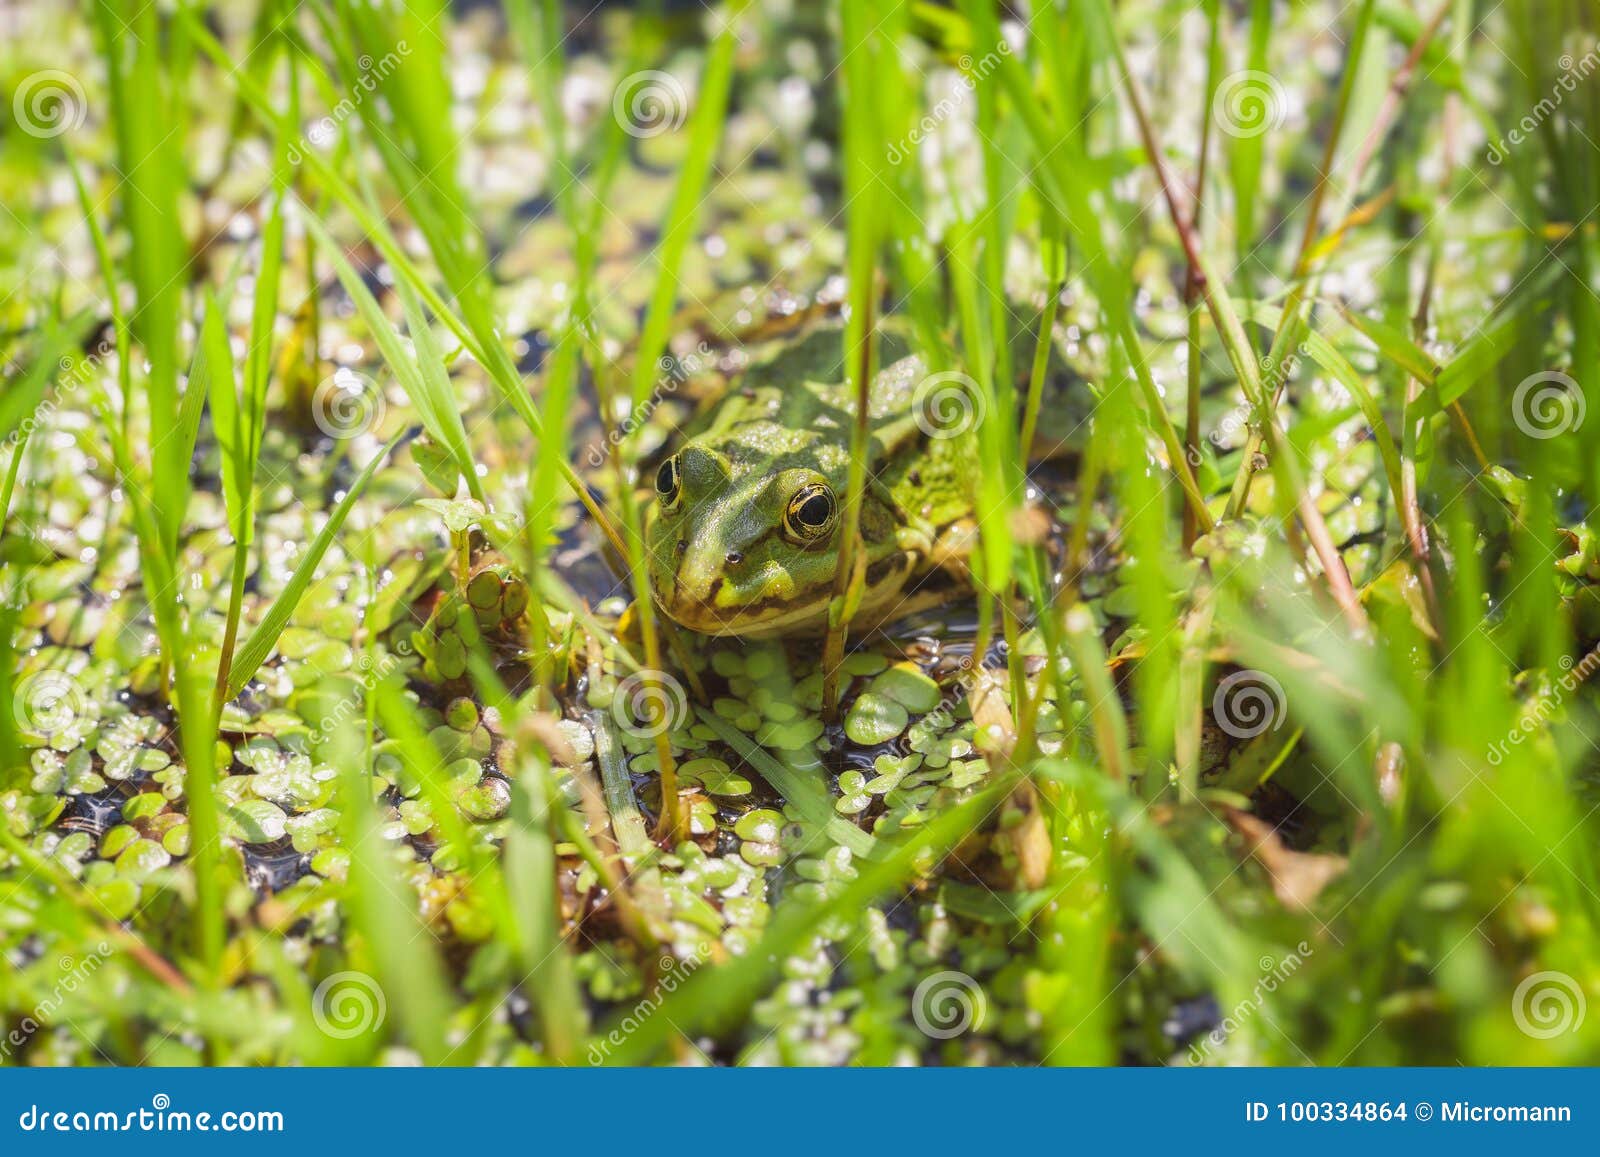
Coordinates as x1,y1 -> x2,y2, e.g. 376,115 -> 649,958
645,442 -> 903,636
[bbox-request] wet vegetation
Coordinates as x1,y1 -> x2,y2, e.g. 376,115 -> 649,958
4,0 -> 1600,1066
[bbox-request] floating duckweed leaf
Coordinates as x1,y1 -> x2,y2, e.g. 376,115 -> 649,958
749,688 -> 800,722
90,878 -> 139,920
744,648 -> 781,680
835,770 -> 871,815
740,840 -> 784,868
121,792 -> 166,822
947,760 -> 987,790
53,831 -> 93,863
791,672 -> 825,713
436,634 -> 468,680
756,717 -> 824,751
275,628 -> 326,660
734,808 -> 784,843
285,808 -> 340,852
97,715 -> 169,781
868,663 -> 942,714
466,570 -> 501,610
30,748 -> 104,795
689,796 -> 718,835
100,825 -> 138,859
399,798 -> 435,835
844,693 -> 909,746
114,838 -> 171,877
698,857 -> 742,891
921,734 -> 973,769
713,696 -> 761,730
161,825 -> 190,856
311,848 -> 350,880
428,724 -> 492,762
445,698 -> 480,732
458,777 -> 511,821
679,756 -> 752,797
842,652 -> 889,677
249,759 -> 326,808
223,798 -> 289,843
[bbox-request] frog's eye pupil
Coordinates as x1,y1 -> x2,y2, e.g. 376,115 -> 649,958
798,493 -> 832,527
785,484 -> 837,543
655,457 -> 681,508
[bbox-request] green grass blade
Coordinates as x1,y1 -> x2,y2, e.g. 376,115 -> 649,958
300,208 -> 485,504
224,428 -> 408,700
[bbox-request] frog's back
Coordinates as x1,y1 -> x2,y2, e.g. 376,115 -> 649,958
693,322 -> 974,531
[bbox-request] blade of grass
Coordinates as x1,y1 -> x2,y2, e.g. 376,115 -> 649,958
223,428 -> 410,701
181,12 -> 628,556
695,707 -> 876,859
299,207 -> 486,505
820,0 -> 888,720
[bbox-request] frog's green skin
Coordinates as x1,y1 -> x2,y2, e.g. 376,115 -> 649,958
646,327 -> 976,638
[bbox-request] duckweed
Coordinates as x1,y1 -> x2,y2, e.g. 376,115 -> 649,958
844,692 -> 909,746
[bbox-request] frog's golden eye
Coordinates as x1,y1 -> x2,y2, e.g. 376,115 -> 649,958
655,456 -> 683,513
784,484 -> 837,544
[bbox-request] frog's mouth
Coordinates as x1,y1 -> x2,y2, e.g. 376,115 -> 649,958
655,585 -> 831,638
652,552 -> 918,638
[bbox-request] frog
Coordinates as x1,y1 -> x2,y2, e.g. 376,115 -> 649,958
645,325 -> 978,638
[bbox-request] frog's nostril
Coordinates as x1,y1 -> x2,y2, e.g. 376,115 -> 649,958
724,550 -> 744,566
675,539 -> 688,556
